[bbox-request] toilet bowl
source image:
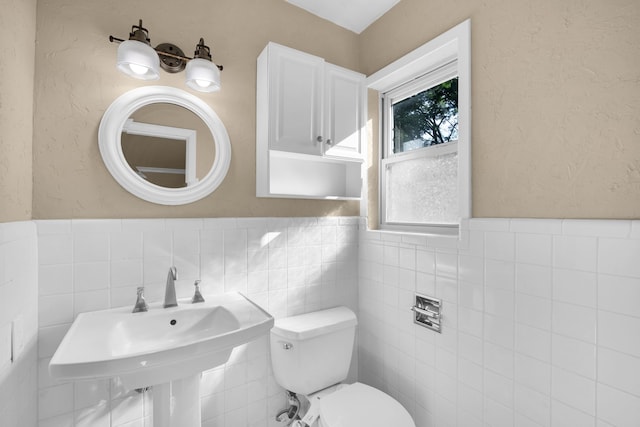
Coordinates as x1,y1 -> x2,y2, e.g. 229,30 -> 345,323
314,382 -> 414,427
270,307 -> 415,427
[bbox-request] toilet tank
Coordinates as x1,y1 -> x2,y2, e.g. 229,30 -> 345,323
270,307 -> 357,395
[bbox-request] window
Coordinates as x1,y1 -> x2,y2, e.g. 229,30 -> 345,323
367,20 -> 471,235
382,63 -> 459,228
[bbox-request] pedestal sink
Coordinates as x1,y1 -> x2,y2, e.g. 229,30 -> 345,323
49,292 -> 273,426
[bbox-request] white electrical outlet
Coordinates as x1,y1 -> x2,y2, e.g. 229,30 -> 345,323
11,316 -> 25,361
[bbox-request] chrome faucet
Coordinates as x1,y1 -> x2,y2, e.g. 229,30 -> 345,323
132,287 -> 148,313
163,266 -> 178,308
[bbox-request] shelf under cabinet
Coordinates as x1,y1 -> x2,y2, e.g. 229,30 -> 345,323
260,150 -> 362,200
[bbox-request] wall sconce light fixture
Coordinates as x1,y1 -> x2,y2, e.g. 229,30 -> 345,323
109,20 -> 223,93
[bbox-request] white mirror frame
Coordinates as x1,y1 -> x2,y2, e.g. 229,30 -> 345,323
99,86 -> 231,205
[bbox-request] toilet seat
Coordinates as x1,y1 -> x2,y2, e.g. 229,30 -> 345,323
317,382 -> 415,427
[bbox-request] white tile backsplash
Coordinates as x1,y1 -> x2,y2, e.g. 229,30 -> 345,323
597,347 -> 640,397
516,263 -> 552,299
0,222 -> 38,427
484,396 -> 514,427
552,235 -> 598,272
598,238 -> 640,278
514,383 -> 550,427
515,323 -> 552,363
515,353 -> 551,394
485,231 -> 516,262
551,399 -> 596,427
550,367 -> 596,416
458,254 -> 484,285
597,274 -> 640,318
551,334 -> 596,379
34,217 -> 360,427
561,220 -> 632,238
516,233 -> 552,266
358,218 -> 640,427
1,217 -> 638,426
552,268 -> 597,308
38,383 -> 74,420
552,301 -> 597,343
510,218 -> 562,235
485,259 -> 515,291
38,264 -> 73,296
38,234 -> 72,265
597,383 -> 640,427
485,287 -> 514,319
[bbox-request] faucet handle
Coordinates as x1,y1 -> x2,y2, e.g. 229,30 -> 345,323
133,287 -> 149,313
192,280 -> 205,303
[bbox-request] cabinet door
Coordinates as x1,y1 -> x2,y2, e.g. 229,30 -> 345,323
269,45 -> 324,155
323,64 -> 364,159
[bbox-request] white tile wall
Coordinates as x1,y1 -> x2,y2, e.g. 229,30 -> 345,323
3,217 -> 639,427
358,218 -> 640,427
0,221 -> 39,427
35,217 -> 360,427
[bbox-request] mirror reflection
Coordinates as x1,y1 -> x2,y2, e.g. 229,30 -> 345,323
121,103 -> 215,188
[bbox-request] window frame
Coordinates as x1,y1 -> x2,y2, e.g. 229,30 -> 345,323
366,19 -> 471,236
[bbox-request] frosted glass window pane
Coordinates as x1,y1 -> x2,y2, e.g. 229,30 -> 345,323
386,152 -> 458,225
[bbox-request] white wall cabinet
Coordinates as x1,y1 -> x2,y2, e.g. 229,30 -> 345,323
256,42 -> 365,199
323,63 -> 365,160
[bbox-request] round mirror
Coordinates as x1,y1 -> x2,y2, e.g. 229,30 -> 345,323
99,86 -> 231,205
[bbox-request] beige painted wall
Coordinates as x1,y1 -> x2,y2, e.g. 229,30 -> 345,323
24,0 -> 640,220
32,0 -> 361,219
0,0 -> 36,222
360,0 -> 640,219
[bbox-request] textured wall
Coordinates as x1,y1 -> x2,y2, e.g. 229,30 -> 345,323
360,0 -> 640,219
0,0 -> 36,222
32,0 -> 361,219
30,0 -> 640,220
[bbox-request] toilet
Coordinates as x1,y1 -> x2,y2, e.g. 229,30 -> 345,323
270,306 -> 415,427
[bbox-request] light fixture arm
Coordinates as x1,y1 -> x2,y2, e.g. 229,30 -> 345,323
193,38 -> 212,61
128,19 -> 151,44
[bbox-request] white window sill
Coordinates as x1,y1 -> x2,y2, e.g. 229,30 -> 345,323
362,224 -> 470,251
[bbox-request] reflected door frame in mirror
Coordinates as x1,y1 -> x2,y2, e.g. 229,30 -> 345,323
122,118 -> 199,187
99,86 -> 231,205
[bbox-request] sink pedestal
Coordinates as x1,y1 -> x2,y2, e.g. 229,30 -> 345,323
153,374 -> 201,427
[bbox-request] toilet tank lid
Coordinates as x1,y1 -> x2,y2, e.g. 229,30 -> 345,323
271,307 -> 357,341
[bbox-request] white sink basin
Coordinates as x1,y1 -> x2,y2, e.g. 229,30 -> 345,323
49,292 -> 273,389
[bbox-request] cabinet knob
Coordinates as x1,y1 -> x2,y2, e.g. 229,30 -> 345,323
326,139 -> 332,146
316,136 -> 323,143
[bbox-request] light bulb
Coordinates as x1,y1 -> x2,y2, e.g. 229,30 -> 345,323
185,58 -> 220,93
116,40 -> 160,80
128,63 -> 149,75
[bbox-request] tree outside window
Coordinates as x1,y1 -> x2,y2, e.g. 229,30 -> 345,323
392,77 -> 458,154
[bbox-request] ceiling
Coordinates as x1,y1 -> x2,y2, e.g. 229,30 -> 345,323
285,0 -> 402,34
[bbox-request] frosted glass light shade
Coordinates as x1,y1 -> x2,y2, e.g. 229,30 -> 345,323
117,40 -> 160,80
185,58 -> 221,92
